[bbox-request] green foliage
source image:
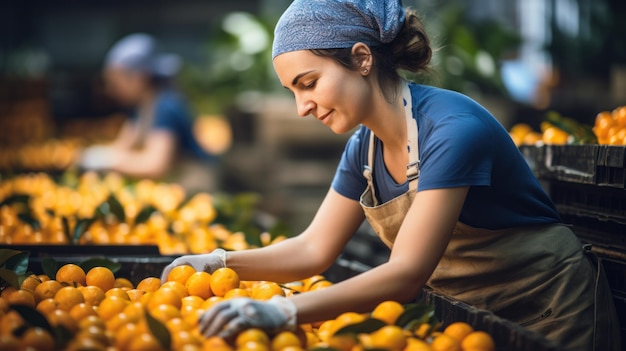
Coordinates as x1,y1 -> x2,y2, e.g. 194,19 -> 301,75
146,307 -> 172,350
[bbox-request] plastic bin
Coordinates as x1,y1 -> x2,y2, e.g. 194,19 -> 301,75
324,259 -> 564,351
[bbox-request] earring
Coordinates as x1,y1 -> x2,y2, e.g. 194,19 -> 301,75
362,68 -> 369,74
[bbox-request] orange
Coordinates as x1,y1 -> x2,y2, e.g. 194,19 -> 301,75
128,332 -> 166,351
69,302 -> 97,320
272,331 -> 304,350
97,296 -> 129,320
115,322 -> 141,349
86,267 -> 116,292
172,329 -> 203,349
56,263 -> 87,286
181,295 -> 204,309
405,337 -> 433,351
431,333 -> 461,351
148,287 -> 182,309
78,315 -> 106,330
210,267 -> 240,297
224,288 -> 250,299
137,277 -> 161,292
308,279 -> 332,291
235,328 -> 270,348
614,106 -> 626,127
250,282 -> 285,300
202,336 -> 234,351
166,317 -> 192,333
114,277 -> 134,289
0,311 -> 24,335
34,280 -> 63,303
47,308 -> 79,333
460,331 -> 495,351
80,285 -> 106,306
369,325 -> 407,351
54,286 -> 85,311
126,288 -> 147,302
105,287 -> 131,300
371,300 -> 405,325
201,296 -> 224,310
106,311 -> 138,331
20,327 -> 55,351
20,274 -> 42,293
5,289 -> 35,307
0,297 -> 8,313
0,334 -> 20,351
334,311 -> 366,331
167,265 -> 197,285
149,303 -> 182,324
327,334 -> 357,351
302,275 -> 326,291
160,281 -> 188,298
185,271 -> 213,299
36,298 -> 60,315
0,286 -> 17,299
122,301 -> 146,320
542,127 -> 569,145
443,322 -> 474,342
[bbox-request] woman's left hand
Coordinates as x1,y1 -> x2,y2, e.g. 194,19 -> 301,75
199,296 -> 297,339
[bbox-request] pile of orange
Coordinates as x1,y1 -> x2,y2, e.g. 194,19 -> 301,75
508,122 -> 570,146
0,263 -> 496,351
592,106 -> 626,145
0,172 -> 285,254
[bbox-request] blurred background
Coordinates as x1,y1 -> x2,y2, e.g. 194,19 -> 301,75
1,0 -> 625,234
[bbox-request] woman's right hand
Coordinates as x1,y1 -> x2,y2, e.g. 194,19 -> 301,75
160,249 -> 227,282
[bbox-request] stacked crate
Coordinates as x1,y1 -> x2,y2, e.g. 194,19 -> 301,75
521,144 -> 626,345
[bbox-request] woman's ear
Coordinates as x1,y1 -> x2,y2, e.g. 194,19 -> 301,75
351,42 -> 373,75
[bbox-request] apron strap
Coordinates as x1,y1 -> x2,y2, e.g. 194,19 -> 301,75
362,82 -> 420,202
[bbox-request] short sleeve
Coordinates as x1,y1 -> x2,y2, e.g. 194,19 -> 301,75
417,112 -> 493,191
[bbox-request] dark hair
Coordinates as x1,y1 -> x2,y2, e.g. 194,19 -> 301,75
310,9 -> 432,103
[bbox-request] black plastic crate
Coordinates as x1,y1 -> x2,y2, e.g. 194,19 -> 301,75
419,289 -> 565,351
325,259 -> 562,351
0,244 -> 172,285
548,181 -> 626,225
598,146 -> 626,188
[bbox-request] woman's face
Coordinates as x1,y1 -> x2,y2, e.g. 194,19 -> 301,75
103,66 -> 150,106
273,50 -> 373,134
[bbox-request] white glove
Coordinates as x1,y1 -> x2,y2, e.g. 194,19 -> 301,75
199,296 -> 297,339
79,145 -> 116,170
160,248 -> 227,282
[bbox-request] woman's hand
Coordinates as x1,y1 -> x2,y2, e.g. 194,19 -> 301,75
199,296 -> 297,339
160,249 -> 226,282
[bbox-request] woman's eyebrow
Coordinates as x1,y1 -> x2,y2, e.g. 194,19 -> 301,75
292,70 -> 315,86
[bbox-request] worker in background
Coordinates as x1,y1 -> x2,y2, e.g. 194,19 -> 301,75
79,33 -> 226,193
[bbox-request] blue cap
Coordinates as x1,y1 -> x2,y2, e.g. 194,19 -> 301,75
272,0 -> 405,59
105,33 -> 181,78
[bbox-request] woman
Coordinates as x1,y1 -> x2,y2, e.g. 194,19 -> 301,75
161,1 -> 620,349
80,33 -> 220,193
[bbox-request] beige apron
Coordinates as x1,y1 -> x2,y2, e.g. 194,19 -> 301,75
359,83 -> 621,351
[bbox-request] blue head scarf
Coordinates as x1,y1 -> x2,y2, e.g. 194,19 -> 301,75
105,33 -> 181,78
272,0 -> 405,59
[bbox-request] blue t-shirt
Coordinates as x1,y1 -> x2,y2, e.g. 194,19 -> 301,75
133,89 -> 213,162
331,83 -> 561,230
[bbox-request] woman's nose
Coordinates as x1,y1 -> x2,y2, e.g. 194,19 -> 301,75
295,95 -> 314,117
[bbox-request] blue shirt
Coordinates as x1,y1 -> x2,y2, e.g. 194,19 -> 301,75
331,83 -> 561,230
133,89 -> 213,162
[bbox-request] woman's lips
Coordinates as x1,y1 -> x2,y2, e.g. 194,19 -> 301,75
318,110 -> 332,123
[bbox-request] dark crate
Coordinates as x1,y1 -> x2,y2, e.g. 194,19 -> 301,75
419,289 -> 565,351
324,259 -> 563,351
0,244 -> 174,285
598,146 -> 626,188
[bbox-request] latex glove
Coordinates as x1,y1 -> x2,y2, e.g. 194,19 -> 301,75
160,248 -> 226,282
79,145 -> 116,170
199,296 -> 297,339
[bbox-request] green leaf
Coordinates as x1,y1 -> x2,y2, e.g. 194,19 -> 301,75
135,205 -> 158,225
41,257 -> 60,280
334,318 -> 387,336
79,258 -> 121,274
52,325 -> 74,349
395,303 -> 435,328
17,213 -> 40,231
73,218 -> 94,244
5,251 -> 30,275
146,307 -> 171,350
61,217 -> 71,244
0,249 -> 25,267
9,304 -> 53,333
107,194 -> 126,222
0,267 -> 20,288
0,194 -> 30,207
